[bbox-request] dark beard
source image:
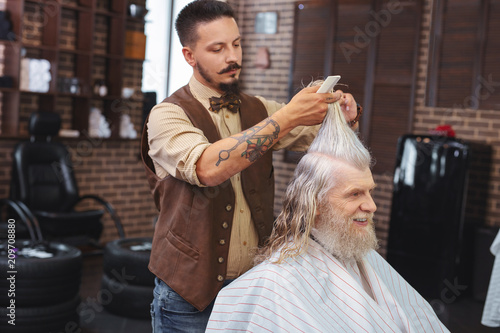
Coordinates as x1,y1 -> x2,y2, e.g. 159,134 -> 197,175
198,62 -> 241,95
219,81 -> 240,95
198,62 -> 213,84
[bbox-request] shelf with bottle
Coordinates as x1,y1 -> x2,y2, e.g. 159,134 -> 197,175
0,0 -> 140,139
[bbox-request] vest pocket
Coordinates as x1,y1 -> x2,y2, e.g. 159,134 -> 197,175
166,230 -> 200,260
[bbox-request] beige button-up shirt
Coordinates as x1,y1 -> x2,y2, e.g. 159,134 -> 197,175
147,76 -> 318,278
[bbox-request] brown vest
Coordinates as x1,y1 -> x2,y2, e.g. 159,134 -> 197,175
141,85 -> 275,311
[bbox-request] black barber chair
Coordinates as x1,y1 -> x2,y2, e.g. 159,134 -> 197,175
9,112 -> 125,248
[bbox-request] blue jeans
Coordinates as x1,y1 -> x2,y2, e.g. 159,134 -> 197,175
150,277 -> 233,333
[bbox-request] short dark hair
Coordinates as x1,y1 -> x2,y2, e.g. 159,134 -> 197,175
175,0 -> 236,47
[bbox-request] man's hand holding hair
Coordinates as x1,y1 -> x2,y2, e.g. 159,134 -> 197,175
274,85 -> 342,130
337,90 -> 359,130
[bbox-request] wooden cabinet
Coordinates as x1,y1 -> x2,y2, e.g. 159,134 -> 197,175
0,0 -> 146,138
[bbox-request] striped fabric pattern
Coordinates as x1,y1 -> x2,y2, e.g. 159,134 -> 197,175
207,240 -> 449,332
481,230 -> 500,327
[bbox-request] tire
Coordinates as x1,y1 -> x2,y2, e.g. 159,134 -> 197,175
0,240 -> 82,306
0,240 -> 82,278
103,237 -> 155,286
0,295 -> 80,333
0,277 -> 80,307
100,272 -> 153,319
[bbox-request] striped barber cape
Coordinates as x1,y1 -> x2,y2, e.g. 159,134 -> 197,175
206,239 -> 449,332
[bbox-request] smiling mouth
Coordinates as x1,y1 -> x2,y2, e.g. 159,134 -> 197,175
353,218 -> 369,226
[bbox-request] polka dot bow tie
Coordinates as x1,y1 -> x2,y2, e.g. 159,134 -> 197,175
209,93 -> 240,113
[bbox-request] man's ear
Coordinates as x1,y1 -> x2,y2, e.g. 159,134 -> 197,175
182,46 -> 196,67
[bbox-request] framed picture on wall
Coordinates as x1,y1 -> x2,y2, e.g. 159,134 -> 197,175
255,11 -> 278,34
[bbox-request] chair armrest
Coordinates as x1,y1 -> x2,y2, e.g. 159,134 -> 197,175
75,195 -> 125,239
14,200 -> 44,242
0,198 -> 42,242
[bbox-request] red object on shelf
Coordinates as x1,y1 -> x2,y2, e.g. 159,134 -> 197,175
430,124 -> 456,137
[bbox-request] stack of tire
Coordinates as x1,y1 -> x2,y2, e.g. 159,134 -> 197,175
0,199 -> 82,333
101,237 -> 155,319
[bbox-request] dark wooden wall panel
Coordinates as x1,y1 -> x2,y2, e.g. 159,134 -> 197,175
437,0 -> 481,107
332,1 -> 372,101
482,0 -> 500,109
429,0 -> 500,109
289,0 -> 421,173
289,0 -> 331,94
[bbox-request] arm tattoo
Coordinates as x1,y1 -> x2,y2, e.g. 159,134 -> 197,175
216,118 -> 280,166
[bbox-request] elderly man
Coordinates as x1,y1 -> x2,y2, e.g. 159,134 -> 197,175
206,89 -> 449,332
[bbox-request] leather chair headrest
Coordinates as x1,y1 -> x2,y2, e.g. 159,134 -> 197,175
29,112 -> 61,137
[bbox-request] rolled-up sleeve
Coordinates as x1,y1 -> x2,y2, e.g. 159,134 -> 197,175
147,102 -> 210,186
256,96 -> 320,152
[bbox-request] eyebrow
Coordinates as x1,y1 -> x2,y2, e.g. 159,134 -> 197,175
208,36 -> 241,47
343,183 -> 377,194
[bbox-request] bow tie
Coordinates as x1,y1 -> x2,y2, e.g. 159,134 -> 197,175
209,94 -> 240,113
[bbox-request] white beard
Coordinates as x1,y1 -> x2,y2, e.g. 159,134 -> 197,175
312,204 -> 379,262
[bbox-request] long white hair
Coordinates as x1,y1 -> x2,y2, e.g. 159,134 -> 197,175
256,80 -> 373,264
308,80 -> 372,168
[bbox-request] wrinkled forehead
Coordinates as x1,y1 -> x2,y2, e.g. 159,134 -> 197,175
330,162 -> 375,192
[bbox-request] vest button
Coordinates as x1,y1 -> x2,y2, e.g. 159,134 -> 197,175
219,239 -> 226,245
217,275 -> 224,282
222,222 -> 229,229
225,204 -> 232,211
218,257 -> 224,263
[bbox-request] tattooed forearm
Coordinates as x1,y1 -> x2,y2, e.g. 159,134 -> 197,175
216,118 -> 281,166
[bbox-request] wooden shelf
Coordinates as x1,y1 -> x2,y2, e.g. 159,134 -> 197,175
24,0 -> 45,4
0,0 -> 145,139
61,3 -> 93,12
21,43 -> 59,51
0,39 -> 19,45
0,87 -> 18,93
19,90 -> 57,96
95,9 -> 124,18
59,48 -> 93,56
124,56 -> 146,62
126,17 -> 147,24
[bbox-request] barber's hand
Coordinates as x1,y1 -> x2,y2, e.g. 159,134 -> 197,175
338,91 -> 359,130
281,86 -> 343,127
